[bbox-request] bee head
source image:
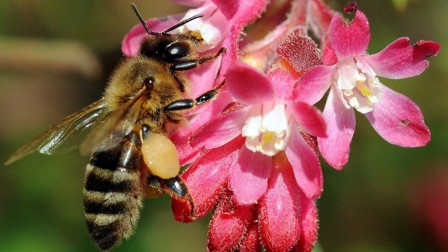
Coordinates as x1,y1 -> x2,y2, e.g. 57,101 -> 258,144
131,4 -> 201,63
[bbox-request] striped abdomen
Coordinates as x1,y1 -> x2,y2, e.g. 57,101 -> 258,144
83,132 -> 143,251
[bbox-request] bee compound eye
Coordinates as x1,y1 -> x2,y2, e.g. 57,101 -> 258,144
165,42 -> 189,60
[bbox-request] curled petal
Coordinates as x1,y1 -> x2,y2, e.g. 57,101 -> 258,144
289,102 -> 327,138
329,10 -> 370,59
226,62 -> 275,105
318,88 -> 355,170
365,84 -> 430,147
230,146 -> 272,205
191,107 -> 248,149
285,126 -> 323,199
295,65 -> 334,105
363,38 -> 441,79
121,15 -> 182,57
207,195 -> 253,252
259,154 -> 301,252
172,137 -> 245,221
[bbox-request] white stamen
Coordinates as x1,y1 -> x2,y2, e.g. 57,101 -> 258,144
242,102 -> 291,156
334,58 -> 383,113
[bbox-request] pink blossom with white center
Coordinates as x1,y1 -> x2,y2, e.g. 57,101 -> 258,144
189,62 -> 326,204
295,7 -> 440,169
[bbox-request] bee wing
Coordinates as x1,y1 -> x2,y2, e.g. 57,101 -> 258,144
79,96 -> 144,155
5,99 -> 108,165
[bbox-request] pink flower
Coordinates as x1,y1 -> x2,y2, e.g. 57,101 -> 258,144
206,158 -> 319,252
295,6 -> 440,169
196,62 -> 326,203
172,62 -> 325,251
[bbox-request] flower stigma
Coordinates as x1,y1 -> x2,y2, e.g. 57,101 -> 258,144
242,102 -> 291,156
334,58 -> 383,113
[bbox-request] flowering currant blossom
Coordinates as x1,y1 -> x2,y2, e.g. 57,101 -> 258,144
120,0 -> 441,251
173,62 -> 325,251
168,0 -> 327,251
295,6 -> 440,169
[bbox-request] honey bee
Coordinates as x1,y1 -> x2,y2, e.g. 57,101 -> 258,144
5,4 -> 225,251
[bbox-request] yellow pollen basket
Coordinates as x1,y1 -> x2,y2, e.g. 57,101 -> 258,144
141,133 -> 180,179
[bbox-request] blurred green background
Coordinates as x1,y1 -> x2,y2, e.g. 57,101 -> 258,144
0,0 -> 446,251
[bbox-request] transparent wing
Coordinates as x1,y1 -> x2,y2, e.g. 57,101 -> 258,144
79,96 -> 144,155
5,99 -> 108,165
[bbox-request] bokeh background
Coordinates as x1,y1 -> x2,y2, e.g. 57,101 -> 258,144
0,0 -> 446,251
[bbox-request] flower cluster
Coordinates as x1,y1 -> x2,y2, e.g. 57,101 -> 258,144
124,0 -> 440,251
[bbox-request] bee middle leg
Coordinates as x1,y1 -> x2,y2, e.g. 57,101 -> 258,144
164,81 -> 225,111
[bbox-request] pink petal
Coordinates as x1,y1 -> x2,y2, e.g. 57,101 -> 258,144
191,106 -> 248,149
293,192 -> 319,252
239,222 -> 261,251
318,88 -> 355,170
226,62 -> 275,105
267,67 -> 297,101
294,65 -> 334,105
170,131 -> 199,167
212,0 -> 239,20
230,146 -> 272,205
329,10 -> 370,59
173,87 -> 234,165
172,137 -> 245,222
219,0 -> 267,72
308,0 -> 335,48
363,38 -> 441,79
365,84 -> 430,147
322,43 -> 338,66
289,102 -> 327,137
276,31 -> 322,72
259,156 -> 302,252
121,15 -> 182,57
207,196 -> 253,252
285,126 -> 323,199
186,57 -> 223,98
232,0 -> 267,25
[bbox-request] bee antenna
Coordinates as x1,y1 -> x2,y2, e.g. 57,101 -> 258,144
131,3 -> 158,36
162,14 -> 203,34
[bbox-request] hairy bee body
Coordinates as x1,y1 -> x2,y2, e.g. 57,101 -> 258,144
82,56 -> 185,250
5,5 -> 224,251
84,129 -> 143,250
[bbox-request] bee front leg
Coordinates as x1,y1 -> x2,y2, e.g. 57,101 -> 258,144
171,47 -> 226,72
169,47 -> 226,92
164,81 -> 225,111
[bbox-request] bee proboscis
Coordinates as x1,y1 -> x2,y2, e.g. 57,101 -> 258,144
5,4 -> 225,251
